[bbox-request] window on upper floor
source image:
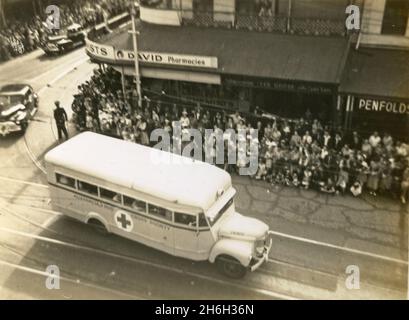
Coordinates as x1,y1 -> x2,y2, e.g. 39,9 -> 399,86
193,0 -> 213,13
382,0 -> 409,35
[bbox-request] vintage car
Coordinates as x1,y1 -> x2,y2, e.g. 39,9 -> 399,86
42,23 -> 86,55
0,84 -> 39,136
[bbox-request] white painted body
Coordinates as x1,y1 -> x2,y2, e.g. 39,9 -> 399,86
44,132 -> 271,270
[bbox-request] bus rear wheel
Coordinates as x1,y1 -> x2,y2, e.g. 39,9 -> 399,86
216,255 -> 247,279
87,219 -> 108,236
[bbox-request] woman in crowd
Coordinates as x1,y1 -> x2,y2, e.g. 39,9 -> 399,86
70,67 -> 409,202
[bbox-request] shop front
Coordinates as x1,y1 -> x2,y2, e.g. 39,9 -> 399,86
86,21 -> 350,120
344,95 -> 409,140
222,75 -> 337,121
340,48 -> 409,141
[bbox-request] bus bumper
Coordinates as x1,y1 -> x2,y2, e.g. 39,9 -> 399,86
249,234 -> 273,272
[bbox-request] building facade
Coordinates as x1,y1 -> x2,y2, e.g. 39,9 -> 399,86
86,0 -> 408,139
340,0 -> 409,139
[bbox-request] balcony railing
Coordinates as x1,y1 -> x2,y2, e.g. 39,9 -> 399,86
180,11 -> 346,36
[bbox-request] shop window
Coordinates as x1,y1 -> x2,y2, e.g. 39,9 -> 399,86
193,0 -> 213,13
381,0 -> 409,35
236,0 -> 256,14
140,0 -> 173,9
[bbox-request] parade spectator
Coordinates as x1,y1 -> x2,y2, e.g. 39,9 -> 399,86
369,131 -> 381,148
70,67 -> 409,202
401,167 -> 409,204
0,0 -> 127,63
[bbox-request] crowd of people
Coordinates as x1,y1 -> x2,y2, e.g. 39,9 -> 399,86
71,68 -> 409,204
0,0 -> 128,62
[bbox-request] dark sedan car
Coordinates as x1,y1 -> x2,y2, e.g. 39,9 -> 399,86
42,23 -> 86,55
0,84 -> 39,136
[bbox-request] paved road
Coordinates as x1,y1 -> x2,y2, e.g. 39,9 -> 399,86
0,46 -> 408,300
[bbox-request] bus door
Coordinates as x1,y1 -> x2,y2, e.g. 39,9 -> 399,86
196,213 -> 215,256
173,212 -> 199,257
147,203 -> 174,254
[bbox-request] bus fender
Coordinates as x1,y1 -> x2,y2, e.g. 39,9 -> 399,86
85,212 -> 110,233
208,238 -> 253,267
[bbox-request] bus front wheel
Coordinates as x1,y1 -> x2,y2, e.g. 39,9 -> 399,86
87,219 -> 108,236
216,255 -> 247,279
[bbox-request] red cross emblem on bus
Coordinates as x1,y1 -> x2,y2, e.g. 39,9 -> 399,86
114,211 -> 133,232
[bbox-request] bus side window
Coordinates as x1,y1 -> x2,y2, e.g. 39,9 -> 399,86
78,180 -> 98,196
100,188 -> 121,203
198,213 -> 208,228
175,212 -> 197,227
148,204 -> 172,221
123,196 -> 146,213
56,173 -> 76,189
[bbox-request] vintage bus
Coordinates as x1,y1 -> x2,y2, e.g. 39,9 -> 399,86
44,132 -> 272,278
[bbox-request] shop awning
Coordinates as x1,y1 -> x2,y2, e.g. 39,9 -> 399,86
103,22 -> 350,84
340,48 -> 409,100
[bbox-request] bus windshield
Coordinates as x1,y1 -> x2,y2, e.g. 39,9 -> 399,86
207,197 -> 234,227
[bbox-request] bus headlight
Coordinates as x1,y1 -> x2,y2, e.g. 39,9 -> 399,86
254,239 -> 265,257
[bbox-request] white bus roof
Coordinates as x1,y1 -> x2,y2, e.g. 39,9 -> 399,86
45,132 -> 233,211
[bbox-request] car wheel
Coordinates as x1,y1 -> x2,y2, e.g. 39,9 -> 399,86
20,121 -> 28,133
216,255 -> 247,279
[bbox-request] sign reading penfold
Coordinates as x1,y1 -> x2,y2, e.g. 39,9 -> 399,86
357,98 -> 409,115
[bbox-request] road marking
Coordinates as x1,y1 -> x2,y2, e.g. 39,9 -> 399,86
0,227 -> 297,300
0,258 -> 143,299
0,173 -> 405,266
24,56 -> 91,168
12,204 -> 60,216
268,230 -> 408,265
22,134 -> 46,174
37,56 -> 90,95
29,54 -> 88,83
41,215 -> 60,228
0,175 -> 48,188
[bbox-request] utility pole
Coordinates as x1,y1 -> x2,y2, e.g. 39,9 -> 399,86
128,2 -> 142,108
0,0 -> 7,28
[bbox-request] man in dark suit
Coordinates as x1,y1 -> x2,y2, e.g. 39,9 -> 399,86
53,101 -> 69,141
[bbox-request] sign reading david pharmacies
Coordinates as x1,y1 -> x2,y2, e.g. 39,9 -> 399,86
115,49 -> 218,69
85,39 -> 116,60
357,97 -> 409,115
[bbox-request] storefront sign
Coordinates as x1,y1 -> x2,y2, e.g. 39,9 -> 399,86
357,98 -> 409,115
114,50 -> 218,69
224,76 -> 333,94
85,39 -> 115,60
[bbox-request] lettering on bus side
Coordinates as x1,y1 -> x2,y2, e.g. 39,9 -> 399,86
73,194 -> 112,209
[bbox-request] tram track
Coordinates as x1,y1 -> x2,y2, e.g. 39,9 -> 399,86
0,177 -> 406,298
0,223 -> 300,300
0,201 -> 405,299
